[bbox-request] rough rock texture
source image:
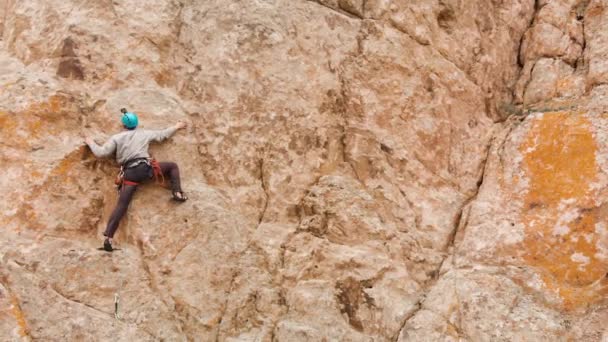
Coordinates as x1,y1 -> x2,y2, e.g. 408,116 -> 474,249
0,0 -> 606,341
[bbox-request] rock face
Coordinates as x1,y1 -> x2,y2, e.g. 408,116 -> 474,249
0,0 -> 606,341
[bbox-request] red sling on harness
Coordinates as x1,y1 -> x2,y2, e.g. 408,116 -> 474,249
150,159 -> 165,186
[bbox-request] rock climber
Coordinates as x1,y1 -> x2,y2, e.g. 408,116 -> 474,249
85,108 -> 188,251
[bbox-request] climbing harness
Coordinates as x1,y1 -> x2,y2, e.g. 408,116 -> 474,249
114,168 -> 139,192
114,157 -> 165,192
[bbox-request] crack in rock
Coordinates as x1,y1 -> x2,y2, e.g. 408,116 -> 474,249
50,285 -> 113,318
307,0 -> 363,20
393,134 -> 494,340
215,270 -> 239,342
135,240 -> 189,340
1,280 -> 32,340
257,157 -> 269,227
392,299 -> 422,342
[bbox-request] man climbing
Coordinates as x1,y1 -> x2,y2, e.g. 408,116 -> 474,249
85,108 -> 188,251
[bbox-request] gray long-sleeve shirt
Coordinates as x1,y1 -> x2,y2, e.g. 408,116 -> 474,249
87,126 -> 178,165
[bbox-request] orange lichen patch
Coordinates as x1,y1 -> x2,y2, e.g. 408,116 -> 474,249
519,112 -> 608,310
8,146 -> 92,233
522,113 -> 595,203
51,153 -> 79,178
0,111 -> 19,138
29,169 -> 43,179
0,95 -> 75,149
32,94 -> 63,112
556,78 -> 574,95
12,202 -> 41,231
3,97 -> 92,235
586,4 -> 604,18
155,69 -> 175,87
24,95 -> 70,135
10,296 -> 29,337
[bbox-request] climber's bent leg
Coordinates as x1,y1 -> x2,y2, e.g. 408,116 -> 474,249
104,184 -> 137,238
159,162 -> 182,193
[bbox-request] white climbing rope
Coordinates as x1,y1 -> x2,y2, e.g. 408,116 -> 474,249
114,274 -> 126,320
114,292 -> 120,319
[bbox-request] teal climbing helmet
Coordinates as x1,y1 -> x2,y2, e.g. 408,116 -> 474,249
120,108 -> 138,129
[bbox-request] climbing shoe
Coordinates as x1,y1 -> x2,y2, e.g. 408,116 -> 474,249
103,238 -> 113,252
172,191 -> 188,202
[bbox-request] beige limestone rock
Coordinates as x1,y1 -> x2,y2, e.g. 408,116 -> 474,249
585,0 -> 608,89
515,0 -> 587,105
523,58 -> 585,104
1,0 -> 607,341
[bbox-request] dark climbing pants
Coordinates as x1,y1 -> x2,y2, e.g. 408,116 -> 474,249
104,161 -> 182,238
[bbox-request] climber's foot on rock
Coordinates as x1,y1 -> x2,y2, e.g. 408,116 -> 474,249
103,238 -> 113,252
172,191 -> 188,202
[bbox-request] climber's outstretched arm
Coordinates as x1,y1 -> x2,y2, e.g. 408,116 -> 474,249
147,121 -> 187,142
86,137 -> 117,158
